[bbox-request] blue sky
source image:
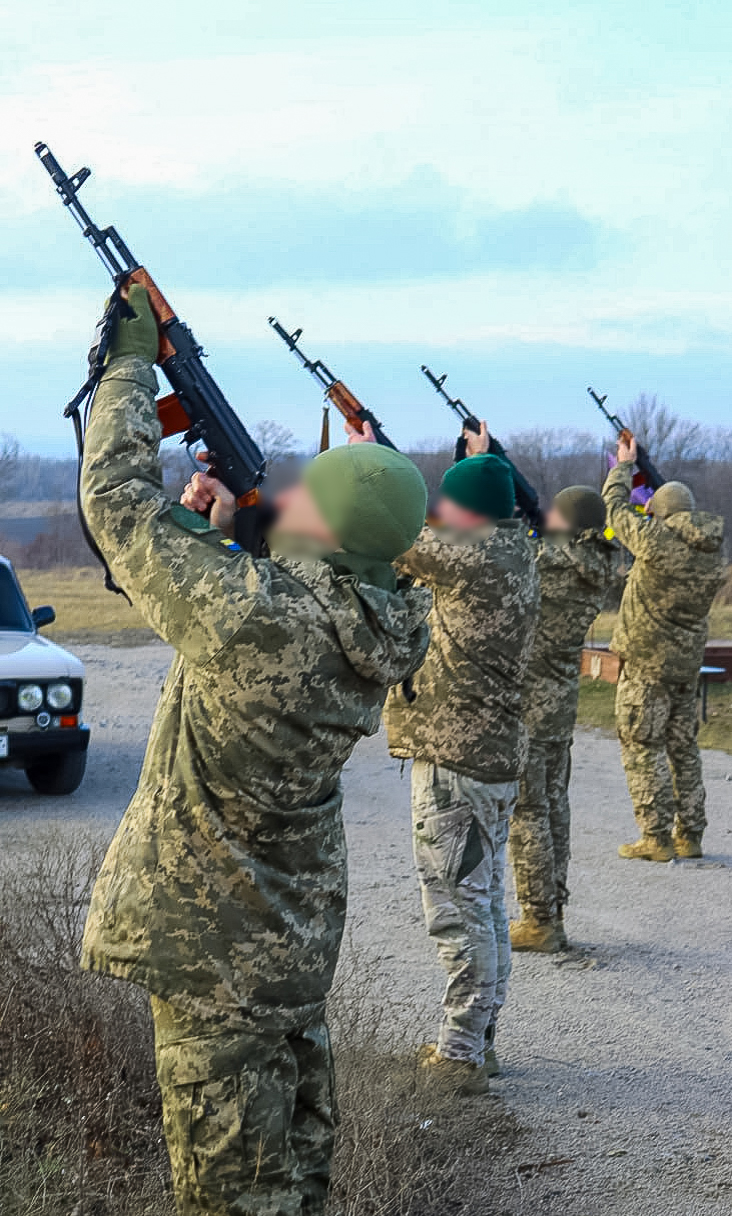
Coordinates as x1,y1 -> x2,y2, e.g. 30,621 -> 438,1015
2,0 -> 732,455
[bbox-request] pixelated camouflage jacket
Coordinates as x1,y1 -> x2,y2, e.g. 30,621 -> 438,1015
384,521 -> 540,784
603,462 -> 725,684
78,356 -> 431,1030
523,530 -> 619,741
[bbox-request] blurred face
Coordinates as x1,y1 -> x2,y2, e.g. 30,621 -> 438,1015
544,504 -> 572,533
435,495 -> 492,530
272,481 -> 339,547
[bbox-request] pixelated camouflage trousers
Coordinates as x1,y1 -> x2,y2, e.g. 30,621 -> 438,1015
411,760 -> 517,1066
615,669 -> 706,841
151,996 -> 336,1216
509,737 -> 571,922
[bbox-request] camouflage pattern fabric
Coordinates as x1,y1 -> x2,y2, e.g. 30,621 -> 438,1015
603,462 -> 725,684
79,355 -> 431,1028
151,996 -> 334,1216
411,760 -> 517,1066
509,738 -> 571,922
522,530 -> 618,741
615,670 -> 706,841
384,521 -> 540,784
510,530 -> 617,921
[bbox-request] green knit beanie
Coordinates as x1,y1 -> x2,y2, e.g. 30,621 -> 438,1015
650,481 -> 695,519
304,444 -> 427,560
440,455 -> 515,520
553,485 -> 606,532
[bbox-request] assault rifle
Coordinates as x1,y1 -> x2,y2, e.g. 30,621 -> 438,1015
587,387 -> 665,492
268,318 -> 397,449
420,365 -> 544,529
35,142 -> 267,588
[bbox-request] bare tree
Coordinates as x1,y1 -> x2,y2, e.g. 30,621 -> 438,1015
506,428 -> 604,500
0,434 -> 20,502
253,421 -> 298,465
625,394 -> 707,466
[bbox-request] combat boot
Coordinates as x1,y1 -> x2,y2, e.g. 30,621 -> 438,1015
555,904 -> 568,950
617,835 -> 674,862
673,831 -> 703,859
510,916 -> 562,953
419,1044 -> 491,1097
484,1023 -> 500,1077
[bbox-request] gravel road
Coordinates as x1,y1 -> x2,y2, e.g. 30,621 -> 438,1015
1,643 -> 730,1215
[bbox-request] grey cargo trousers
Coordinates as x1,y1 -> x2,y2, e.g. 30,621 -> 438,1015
411,759 -> 517,1066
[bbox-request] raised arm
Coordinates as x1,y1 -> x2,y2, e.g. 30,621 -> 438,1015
81,291 -> 262,664
396,525 -> 485,587
601,461 -> 648,555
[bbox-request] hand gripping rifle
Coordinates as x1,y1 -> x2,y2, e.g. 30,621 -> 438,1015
268,318 -> 397,450
420,365 -> 544,530
587,387 -> 665,492
35,142 -> 267,590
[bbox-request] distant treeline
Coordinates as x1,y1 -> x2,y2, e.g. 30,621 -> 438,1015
1,396 -> 731,568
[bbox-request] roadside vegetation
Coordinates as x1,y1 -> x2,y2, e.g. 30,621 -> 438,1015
0,833 -> 523,1216
14,566 -> 154,647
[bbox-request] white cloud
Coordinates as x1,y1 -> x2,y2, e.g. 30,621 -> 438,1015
5,26 -> 729,243
2,273 -> 732,357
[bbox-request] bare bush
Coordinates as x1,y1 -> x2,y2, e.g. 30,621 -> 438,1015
328,947 -> 525,1215
0,836 -> 525,1215
0,831 -> 172,1215
8,510 -> 95,570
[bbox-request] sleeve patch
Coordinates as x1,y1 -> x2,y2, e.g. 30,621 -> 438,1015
169,503 -> 216,533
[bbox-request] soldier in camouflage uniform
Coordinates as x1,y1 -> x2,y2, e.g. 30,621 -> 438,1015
603,435 -> 725,862
351,420 -> 539,1093
509,487 -> 618,953
78,286 -> 431,1216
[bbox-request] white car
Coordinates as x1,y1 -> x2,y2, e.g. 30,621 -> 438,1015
0,556 -> 90,795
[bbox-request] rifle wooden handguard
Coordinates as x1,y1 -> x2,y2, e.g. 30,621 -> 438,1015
326,380 -> 366,431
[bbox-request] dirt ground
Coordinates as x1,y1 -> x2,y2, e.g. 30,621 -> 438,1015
0,642 -> 730,1215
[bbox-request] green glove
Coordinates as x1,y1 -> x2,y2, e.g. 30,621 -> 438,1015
107,283 -> 159,363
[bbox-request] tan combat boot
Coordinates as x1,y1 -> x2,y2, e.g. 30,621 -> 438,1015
419,1044 -> 491,1097
673,831 -> 703,859
510,916 -> 562,953
617,836 -> 674,862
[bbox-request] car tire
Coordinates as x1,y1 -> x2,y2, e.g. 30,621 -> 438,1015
25,751 -> 87,796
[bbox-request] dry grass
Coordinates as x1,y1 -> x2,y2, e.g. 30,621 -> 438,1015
0,831 -> 172,1215
0,835 -> 522,1216
576,677 -> 732,753
15,567 -> 155,647
589,567 -> 732,646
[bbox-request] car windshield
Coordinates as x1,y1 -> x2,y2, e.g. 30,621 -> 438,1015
0,565 -> 33,632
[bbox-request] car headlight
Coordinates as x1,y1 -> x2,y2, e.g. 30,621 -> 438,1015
18,683 -> 44,712
47,682 -> 73,710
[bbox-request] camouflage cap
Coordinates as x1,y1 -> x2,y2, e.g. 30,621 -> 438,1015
304,444 -> 427,560
650,481 -> 695,519
553,485 -> 606,532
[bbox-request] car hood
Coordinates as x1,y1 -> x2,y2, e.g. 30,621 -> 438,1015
0,632 -> 84,680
